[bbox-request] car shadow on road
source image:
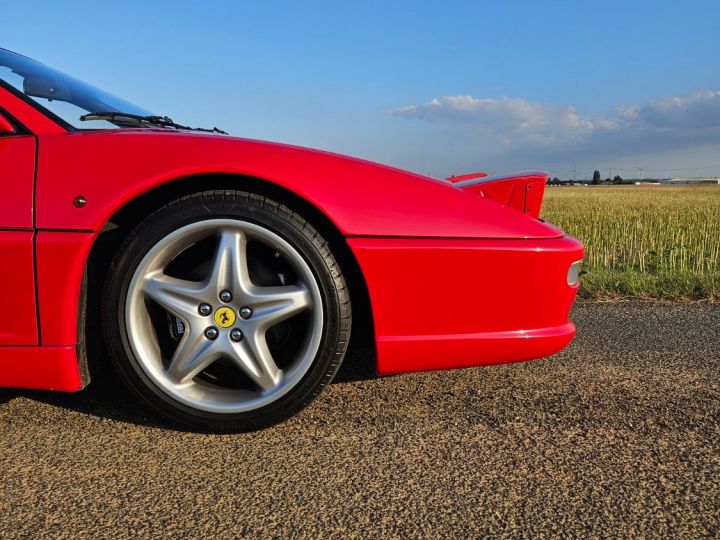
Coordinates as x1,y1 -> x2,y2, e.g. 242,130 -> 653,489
0,367 -> 166,429
0,345 -> 379,429
331,346 -> 378,383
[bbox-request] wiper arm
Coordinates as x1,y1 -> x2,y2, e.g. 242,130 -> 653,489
79,112 -> 228,135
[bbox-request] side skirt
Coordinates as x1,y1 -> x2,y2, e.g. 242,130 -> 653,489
0,346 -> 84,391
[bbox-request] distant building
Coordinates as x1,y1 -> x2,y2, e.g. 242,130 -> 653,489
662,177 -> 720,185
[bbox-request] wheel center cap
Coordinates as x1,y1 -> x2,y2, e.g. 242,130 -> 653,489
214,306 -> 236,328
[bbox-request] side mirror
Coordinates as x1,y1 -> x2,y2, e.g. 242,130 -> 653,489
0,112 -> 16,134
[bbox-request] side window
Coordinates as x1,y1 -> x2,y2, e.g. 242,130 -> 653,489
0,66 -> 24,90
0,69 -> 22,135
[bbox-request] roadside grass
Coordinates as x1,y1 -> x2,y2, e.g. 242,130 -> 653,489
542,185 -> 720,301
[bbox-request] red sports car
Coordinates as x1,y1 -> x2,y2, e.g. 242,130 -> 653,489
0,48 -> 583,431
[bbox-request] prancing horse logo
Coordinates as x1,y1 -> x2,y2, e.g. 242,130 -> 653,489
214,307 -> 236,328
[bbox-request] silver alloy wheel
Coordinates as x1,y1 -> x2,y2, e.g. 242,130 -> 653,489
125,219 -> 324,414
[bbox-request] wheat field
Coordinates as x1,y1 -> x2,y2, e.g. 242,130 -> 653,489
541,185 -> 720,300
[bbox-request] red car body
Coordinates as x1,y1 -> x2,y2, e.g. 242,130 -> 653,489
0,76 -> 583,393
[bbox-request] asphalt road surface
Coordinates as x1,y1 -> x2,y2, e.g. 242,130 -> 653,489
0,302 -> 718,538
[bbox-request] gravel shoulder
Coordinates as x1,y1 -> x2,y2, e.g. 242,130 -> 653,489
0,302 -> 718,538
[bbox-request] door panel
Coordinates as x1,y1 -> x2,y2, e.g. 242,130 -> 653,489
0,133 -> 38,345
0,231 -> 38,345
0,135 -> 35,228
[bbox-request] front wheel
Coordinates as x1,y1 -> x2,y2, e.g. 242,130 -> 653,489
101,191 -> 351,432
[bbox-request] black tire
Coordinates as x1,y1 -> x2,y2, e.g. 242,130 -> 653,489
101,190 -> 351,432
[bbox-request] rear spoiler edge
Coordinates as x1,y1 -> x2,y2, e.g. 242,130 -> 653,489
453,171 -> 548,219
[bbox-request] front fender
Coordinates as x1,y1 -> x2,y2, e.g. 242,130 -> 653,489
36,131 -> 561,239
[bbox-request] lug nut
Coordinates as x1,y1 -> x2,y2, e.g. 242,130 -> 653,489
219,290 -> 233,303
230,328 -> 243,342
239,306 -> 253,319
204,327 -> 219,340
198,303 -> 212,316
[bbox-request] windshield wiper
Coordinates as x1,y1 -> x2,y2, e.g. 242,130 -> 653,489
79,112 -> 228,135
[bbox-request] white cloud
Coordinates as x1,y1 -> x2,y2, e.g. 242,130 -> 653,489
387,90 -> 720,159
388,95 -> 599,147
638,90 -> 720,129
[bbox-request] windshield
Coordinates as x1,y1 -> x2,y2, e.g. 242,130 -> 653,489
0,49 -> 153,129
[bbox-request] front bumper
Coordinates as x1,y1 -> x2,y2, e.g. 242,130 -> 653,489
348,235 -> 583,375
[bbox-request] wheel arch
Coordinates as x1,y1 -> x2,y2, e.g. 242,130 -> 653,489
82,173 -> 376,382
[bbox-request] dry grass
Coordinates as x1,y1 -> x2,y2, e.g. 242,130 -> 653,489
542,185 -> 720,300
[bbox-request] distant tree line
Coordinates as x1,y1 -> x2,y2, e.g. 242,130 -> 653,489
548,171 -> 626,185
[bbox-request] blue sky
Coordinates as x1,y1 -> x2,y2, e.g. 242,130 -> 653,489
4,0 -> 720,179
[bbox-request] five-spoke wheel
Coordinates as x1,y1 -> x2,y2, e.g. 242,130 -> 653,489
102,191 -> 351,431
